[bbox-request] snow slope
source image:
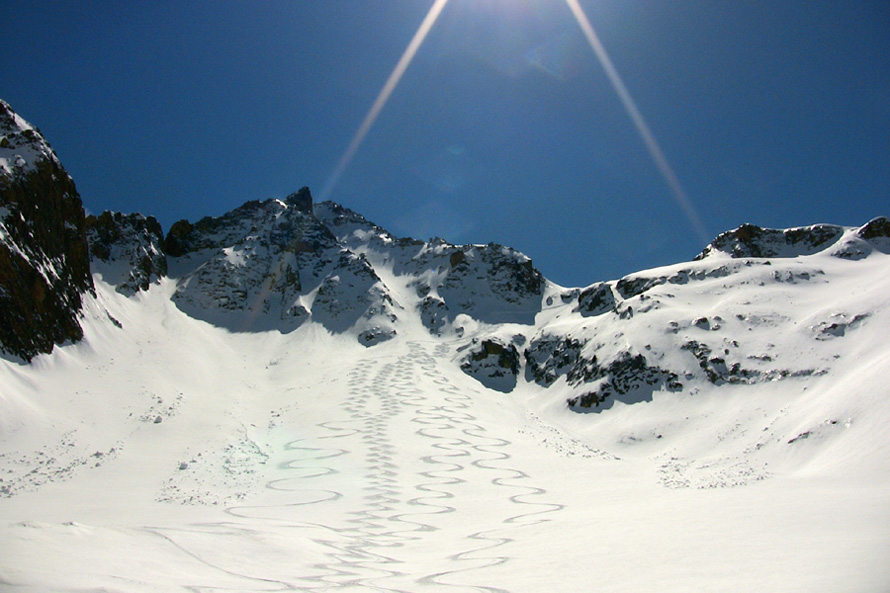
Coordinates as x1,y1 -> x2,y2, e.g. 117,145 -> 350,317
1,214 -> 889,590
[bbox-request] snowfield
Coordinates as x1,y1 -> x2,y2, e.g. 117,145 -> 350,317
2,237 -> 890,592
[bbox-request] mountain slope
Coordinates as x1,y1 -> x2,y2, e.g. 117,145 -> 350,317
1,264 -> 888,592
1,99 -> 889,591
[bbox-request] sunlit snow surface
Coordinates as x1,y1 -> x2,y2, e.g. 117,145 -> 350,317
1,245 -> 890,592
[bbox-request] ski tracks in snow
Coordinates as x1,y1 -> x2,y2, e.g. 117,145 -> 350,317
149,340 -> 564,592
406,342 -> 564,593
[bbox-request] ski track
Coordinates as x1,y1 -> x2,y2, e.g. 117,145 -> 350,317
144,341 -> 564,592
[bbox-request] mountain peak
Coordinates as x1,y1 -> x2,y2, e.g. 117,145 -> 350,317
284,186 -> 313,212
0,100 -> 59,177
0,100 -> 92,360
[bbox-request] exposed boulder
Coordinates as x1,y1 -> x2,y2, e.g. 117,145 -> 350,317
0,99 -> 93,361
85,211 -> 167,295
575,282 -> 616,316
459,338 -> 521,393
358,326 -> 397,347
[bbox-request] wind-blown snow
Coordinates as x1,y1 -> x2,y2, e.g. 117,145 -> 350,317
1,224 -> 889,591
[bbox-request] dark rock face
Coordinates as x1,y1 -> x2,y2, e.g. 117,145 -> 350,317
459,338 -> 521,393
565,351 -> 682,411
438,243 -> 545,324
0,100 -> 93,361
575,282 -> 615,316
155,194 -> 550,339
525,335 -> 586,386
285,186 -> 313,213
857,216 -> 890,241
311,251 -> 398,334
162,219 -> 194,257
85,211 -> 167,295
523,331 -> 681,410
695,223 -> 844,260
166,197 -> 336,259
163,196 -> 402,339
616,263 -> 748,299
419,296 -> 448,334
680,339 -> 821,385
854,216 -> 890,255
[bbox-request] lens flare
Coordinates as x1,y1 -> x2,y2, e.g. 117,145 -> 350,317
564,0 -> 709,244
320,0 -> 708,244
319,0 -> 451,202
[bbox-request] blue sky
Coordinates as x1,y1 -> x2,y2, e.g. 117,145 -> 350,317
3,1 -> 888,287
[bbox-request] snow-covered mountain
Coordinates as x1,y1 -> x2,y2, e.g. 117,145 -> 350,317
2,100 -> 889,592
76,184 -> 890,416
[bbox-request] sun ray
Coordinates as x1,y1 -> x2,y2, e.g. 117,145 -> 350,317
319,0 -> 451,202
564,0 -> 710,244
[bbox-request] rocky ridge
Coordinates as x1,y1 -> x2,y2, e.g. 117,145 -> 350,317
2,98 -> 889,416
506,218 -> 890,411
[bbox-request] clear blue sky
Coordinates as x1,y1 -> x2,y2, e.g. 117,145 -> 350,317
3,1 -> 888,287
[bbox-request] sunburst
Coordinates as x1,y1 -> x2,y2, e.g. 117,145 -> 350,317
321,0 -> 708,242
319,0 -> 451,202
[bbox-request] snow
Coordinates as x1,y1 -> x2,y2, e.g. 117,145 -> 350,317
2,223 -> 890,591
0,100 -> 58,177
221,246 -> 247,267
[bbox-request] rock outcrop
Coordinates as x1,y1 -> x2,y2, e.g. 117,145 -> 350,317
85,211 -> 167,295
459,338 -> 521,392
695,223 -> 844,260
0,100 -> 93,360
